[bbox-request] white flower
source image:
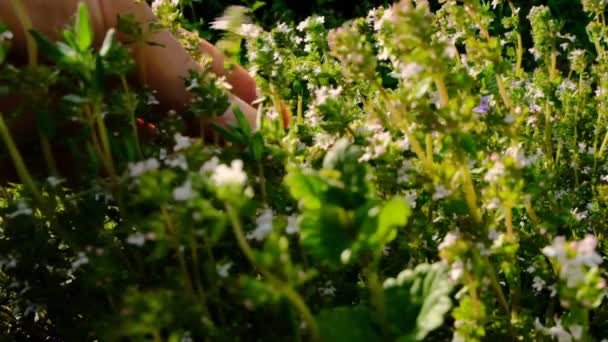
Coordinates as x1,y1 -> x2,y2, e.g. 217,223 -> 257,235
285,215 -> 299,235
7,200 -> 33,218
296,16 -> 325,32
0,30 -> 13,42
392,62 -> 424,79
404,190 -> 417,209
484,161 -> 505,183
449,260 -> 464,282
173,133 -> 192,152
200,157 -> 220,174
238,24 -> 263,39
166,155 -> 188,170
438,231 -> 460,251
126,233 -> 146,247
173,180 -> 194,201
432,184 -> 451,200
246,209 -> 274,242
543,235 -> 603,288
314,86 -> 342,106
318,281 -> 336,296
46,176 -> 64,188
313,132 -> 336,150
573,235 -> 603,267
216,262 -> 233,278
535,318 -> 576,342
211,160 -> 247,187
128,158 -> 160,177
570,207 -> 588,221
532,276 -> 546,292
71,252 -> 89,269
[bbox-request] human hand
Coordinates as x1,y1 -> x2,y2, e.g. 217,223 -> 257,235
0,0 -> 258,129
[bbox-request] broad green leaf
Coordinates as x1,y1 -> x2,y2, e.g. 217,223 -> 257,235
317,306 -> 381,342
299,206 -> 352,266
384,263 -> 453,340
75,2 -> 93,51
285,169 -> 327,209
375,197 -> 410,246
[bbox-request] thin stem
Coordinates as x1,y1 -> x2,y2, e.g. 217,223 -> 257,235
435,77 -> 449,108
0,112 -> 44,205
161,207 -> 199,301
282,286 -> 321,341
599,130 -> 608,157
297,96 -> 303,125
225,204 -> 320,341
549,45 -> 558,82
10,0 -> 38,66
365,265 -> 389,337
508,2 -> 523,76
524,196 -> 540,226
496,75 -> 512,110
120,76 -> 143,159
425,133 -> 433,163
373,81 -> 429,169
257,161 -> 267,204
190,236 -> 210,317
504,204 -> 514,241
39,133 -> 58,176
461,162 -> 482,224
544,102 -> 554,164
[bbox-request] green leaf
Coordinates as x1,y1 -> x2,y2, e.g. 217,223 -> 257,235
30,30 -> 62,61
317,306 -> 381,342
299,206 -> 352,266
251,132 -> 265,161
211,122 -> 241,144
374,197 -> 410,246
384,263 -> 453,340
251,1 -> 266,12
285,169 -> 327,210
75,2 -> 94,51
233,106 -> 252,137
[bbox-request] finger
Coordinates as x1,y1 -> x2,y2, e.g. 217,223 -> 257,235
215,95 -> 258,129
197,39 -> 258,106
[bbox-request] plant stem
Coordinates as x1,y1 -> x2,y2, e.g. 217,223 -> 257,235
508,2 -> 523,76
544,102 -> 554,164
120,76 -> 143,159
225,204 -> 320,341
10,0 -> 37,66
161,207 -> 199,302
0,112 -> 44,205
39,133 -> 58,176
425,133 -> 433,163
550,45 -> 558,82
365,265 -> 389,337
461,162 -> 482,224
190,236 -> 210,317
257,161 -> 267,204
373,80 -> 429,169
504,203 -> 514,241
435,77 -> 449,108
297,96 -> 303,125
496,75 -> 512,110
12,0 -> 59,176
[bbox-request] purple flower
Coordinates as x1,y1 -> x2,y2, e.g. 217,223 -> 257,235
473,96 -> 491,114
